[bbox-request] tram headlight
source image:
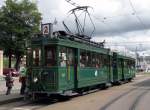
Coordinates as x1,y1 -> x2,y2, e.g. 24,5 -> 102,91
33,77 -> 38,83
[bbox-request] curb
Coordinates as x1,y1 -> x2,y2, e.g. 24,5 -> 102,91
0,96 -> 24,105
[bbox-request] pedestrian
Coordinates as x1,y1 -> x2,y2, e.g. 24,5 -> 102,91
19,63 -> 27,95
5,70 -> 14,95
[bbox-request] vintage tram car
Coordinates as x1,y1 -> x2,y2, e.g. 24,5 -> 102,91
26,32 -> 135,99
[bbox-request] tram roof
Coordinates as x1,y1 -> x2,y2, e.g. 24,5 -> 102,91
31,33 -> 110,55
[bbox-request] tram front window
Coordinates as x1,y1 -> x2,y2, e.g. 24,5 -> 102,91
45,46 -> 56,66
33,48 -> 41,66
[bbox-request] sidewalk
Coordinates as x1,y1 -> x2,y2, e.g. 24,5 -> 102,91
0,93 -> 23,105
0,76 -> 20,93
0,77 -> 24,105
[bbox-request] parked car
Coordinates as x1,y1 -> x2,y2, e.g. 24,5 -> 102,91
3,68 -> 19,77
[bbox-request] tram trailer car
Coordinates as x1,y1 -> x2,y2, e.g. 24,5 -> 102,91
112,52 -> 135,84
121,55 -> 136,81
26,33 -> 135,99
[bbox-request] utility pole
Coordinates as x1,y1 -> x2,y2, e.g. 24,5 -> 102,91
135,46 -> 138,68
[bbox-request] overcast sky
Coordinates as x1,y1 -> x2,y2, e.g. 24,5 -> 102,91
38,0 -> 150,55
1,0 -> 150,55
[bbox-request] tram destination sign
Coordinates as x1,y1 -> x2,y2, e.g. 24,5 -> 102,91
41,23 -> 53,36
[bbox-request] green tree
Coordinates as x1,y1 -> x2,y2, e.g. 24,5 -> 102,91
0,0 -> 41,69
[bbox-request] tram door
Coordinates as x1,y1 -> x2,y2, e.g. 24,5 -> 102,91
121,59 -> 124,80
59,47 -> 76,90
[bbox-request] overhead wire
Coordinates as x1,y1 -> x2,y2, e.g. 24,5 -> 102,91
92,15 -> 112,30
128,0 -> 147,28
86,11 -> 96,37
105,41 -> 150,46
64,0 -> 149,38
64,0 -> 150,52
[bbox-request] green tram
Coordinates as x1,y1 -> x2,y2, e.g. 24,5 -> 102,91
26,32 -> 135,98
112,52 -> 136,83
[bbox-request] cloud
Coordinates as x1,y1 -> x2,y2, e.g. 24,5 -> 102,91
36,0 -> 150,38
1,0 -> 150,54
92,30 -> 150,52
1,0 -> 150,37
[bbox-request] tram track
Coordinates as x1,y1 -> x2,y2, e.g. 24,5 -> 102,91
100,87 -> 138,110
129,90 -> 149,110
99,77 -> 150,110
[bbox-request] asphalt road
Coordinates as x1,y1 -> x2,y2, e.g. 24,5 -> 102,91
0,74 -> 150,110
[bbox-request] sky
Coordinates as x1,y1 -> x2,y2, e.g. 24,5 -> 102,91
1,0 -> 150,56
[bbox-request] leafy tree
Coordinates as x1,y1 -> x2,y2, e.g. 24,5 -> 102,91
0,0 -> 41,69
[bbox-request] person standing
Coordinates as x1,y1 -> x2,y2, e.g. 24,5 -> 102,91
5,70 -> 14,95
19,63 -> 27,95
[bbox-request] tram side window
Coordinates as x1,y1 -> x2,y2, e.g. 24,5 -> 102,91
59,47 -> 67,67
45,46 -> 56,66
113,58 -> 117,68
103,55 -> 108,67
68,48 -> 74,66
99,54 -> 103,68
118,60 -> 122,67
95,53 -> 100,68
132,61 -> 135,68
33,48 -> 41,66
59,47 -> 75,67
109,56 -> 112,67
124,61 -> 127,67
27,48 -> 32,66
80,50 -> 86,68
87,51 -> 91,67
91,53 -> 96,67
90,53 -> 100,68
128,60 -> 132,68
